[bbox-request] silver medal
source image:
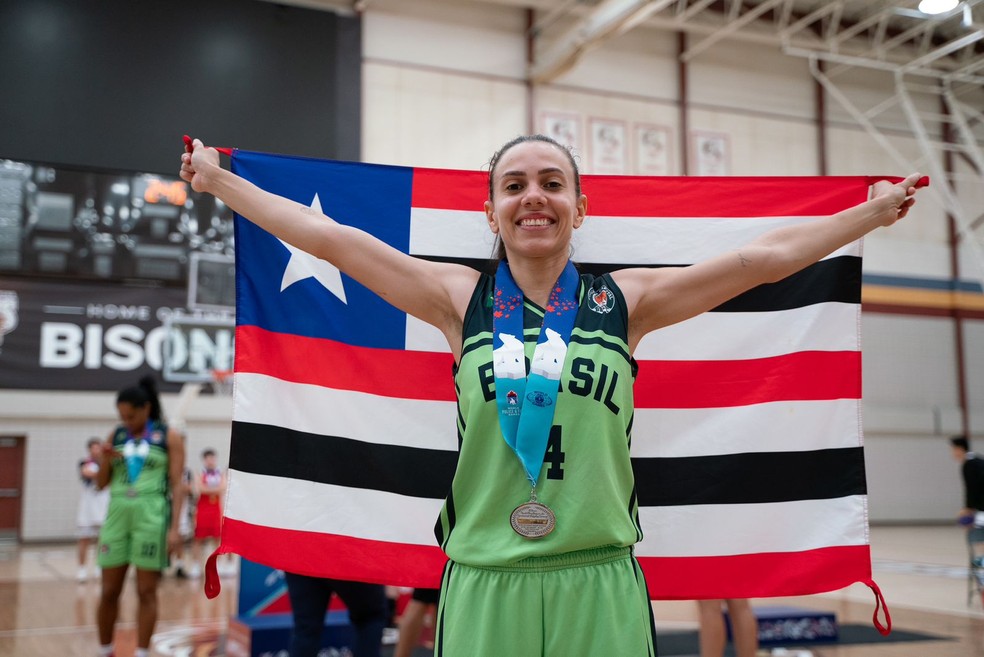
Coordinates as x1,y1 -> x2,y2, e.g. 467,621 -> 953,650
510,501 -> 556,539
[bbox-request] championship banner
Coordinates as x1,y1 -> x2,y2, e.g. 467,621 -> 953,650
214,148 -> 886,611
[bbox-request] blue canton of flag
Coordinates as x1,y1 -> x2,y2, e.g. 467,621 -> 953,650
232,150 -> 413,349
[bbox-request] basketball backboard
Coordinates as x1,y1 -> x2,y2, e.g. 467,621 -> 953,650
187,252 -> 235,312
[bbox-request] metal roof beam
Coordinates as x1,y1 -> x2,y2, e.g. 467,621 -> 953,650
677,0 -> 717,21
904,29 -> 984,70
530,0 -> 583,35
781,2 -> 840,43
682,0 -> 787,61
949,54 -> 984,79
529,0 -> 677,83
944,86 -> 984,174
832,8 -> 893,47
785,46 -> 984,85
776,0 -> 795,31
877,16 -> 944,56
824,2 -> 844,43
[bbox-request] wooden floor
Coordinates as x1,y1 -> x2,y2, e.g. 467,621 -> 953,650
1,525 -> 983,656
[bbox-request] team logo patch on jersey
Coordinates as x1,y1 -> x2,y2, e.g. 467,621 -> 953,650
588,285 -> 615,314
526,390 -> 553,407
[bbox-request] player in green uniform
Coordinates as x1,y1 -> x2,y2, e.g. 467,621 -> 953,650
95,376 -> 185,657
181,135 -> 920,656
433,270 -> 655,655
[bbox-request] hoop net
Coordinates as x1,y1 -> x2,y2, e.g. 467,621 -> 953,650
210,369 -> 234,396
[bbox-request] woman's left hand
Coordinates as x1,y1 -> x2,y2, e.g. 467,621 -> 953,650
872,173 -> 922,226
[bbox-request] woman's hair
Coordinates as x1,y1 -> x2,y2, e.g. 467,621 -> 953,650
116,375 -> 164,422
486,134 -> 582,264
487,134 -> 582,200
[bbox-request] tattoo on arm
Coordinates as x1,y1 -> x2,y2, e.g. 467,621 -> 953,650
299,204 -> 319,215
737,251 -> 751,268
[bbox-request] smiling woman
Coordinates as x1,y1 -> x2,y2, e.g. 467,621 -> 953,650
180,133 -> 921,657
485,134 -> 586,266
484,138 -> 588,301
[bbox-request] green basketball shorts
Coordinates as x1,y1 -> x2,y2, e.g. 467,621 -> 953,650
434,546 -> 657,657
97,494 -> 170,571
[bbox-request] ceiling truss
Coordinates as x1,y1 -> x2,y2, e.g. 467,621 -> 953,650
522,0 -> 984,283
276,0 -> 984,282
521,0 -> 984,84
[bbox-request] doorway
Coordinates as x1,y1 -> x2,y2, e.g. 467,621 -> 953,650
0,435 -> 25,540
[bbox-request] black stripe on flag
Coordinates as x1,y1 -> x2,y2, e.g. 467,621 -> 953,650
417,256 -> 861,311
713,256 -> 861,312
631,447 -> 867,506
231,422 -> 458,499
233,423 -> 865,507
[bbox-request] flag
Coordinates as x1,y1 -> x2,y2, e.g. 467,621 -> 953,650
217,148 -> 883,605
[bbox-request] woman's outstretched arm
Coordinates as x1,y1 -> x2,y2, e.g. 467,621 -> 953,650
616,173 -> 923,350
180,139 -> 479,355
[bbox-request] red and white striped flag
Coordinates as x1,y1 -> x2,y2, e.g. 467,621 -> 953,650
213,149 -> 886,611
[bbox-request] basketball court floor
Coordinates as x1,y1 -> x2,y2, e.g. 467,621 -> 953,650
1,524 -> 981,656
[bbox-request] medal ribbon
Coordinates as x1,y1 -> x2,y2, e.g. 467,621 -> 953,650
492,260 -> 579,487
122,422 -> 153,484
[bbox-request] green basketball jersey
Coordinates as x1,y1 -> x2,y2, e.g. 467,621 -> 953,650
107,421 -> 172,497
437,272 -> 642,565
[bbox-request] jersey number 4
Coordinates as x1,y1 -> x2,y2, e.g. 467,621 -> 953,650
544,426 -> 565,480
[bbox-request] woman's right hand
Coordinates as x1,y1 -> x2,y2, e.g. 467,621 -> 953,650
179,137 -> 220,194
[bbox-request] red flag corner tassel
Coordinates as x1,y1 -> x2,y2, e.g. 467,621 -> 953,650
183,134 -> 233,157
204,548 -> 222,599
865,579 -> 892,635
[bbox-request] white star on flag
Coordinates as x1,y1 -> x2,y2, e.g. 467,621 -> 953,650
279,193 -> 347,303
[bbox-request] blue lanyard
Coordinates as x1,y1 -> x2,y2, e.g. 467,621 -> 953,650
492,260 -> 579,487
123,421 -> 154,484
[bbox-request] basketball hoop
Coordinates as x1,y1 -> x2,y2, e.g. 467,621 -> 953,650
210,369 -> 234,396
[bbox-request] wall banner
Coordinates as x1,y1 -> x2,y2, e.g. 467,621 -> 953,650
0,278 -> 233,391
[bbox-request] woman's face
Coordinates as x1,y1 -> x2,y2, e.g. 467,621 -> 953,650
485,141 -> 586,261
117,401 -> 150,435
